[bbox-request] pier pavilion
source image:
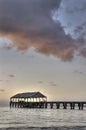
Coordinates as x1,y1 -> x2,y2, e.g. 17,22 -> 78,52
10,92 -> 47,108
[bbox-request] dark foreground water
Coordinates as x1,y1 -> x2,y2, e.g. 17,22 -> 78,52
0,107 -> 86,130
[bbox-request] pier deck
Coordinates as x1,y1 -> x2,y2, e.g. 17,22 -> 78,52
10,101 -> 86,110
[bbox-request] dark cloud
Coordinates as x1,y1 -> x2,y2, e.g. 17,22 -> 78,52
0,0 -> 85,61
9,74 -> 15,78
74,22 -> 86,41
0,79 -> 9,82
0,89 -> 5,92
38,81 -> 43,84
49,81 -> 57,87
0,0 -> 61,34
73,70 -> 84,75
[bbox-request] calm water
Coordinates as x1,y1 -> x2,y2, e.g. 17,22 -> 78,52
0,106 -> 86,130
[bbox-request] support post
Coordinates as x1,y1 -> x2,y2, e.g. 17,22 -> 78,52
56,103 -> 60,109
63,102 -> 67,109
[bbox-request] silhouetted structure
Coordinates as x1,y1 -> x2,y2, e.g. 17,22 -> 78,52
10,92 -> 86,110
10,92 -> 47,108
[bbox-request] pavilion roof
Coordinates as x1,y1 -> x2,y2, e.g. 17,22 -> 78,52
11,92 -> 47,99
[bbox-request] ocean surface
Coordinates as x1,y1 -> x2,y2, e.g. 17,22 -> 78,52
0,106 -> 86,130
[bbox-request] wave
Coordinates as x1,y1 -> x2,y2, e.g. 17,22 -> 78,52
0,126 -> 86,130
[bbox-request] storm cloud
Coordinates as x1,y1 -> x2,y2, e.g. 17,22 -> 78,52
0,0 -> 85,61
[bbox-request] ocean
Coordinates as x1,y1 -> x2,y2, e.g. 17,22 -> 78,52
0,106 -> 86,130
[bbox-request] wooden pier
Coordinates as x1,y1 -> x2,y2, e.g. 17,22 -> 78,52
10,92 -> 86,110
10,101 -> 86,110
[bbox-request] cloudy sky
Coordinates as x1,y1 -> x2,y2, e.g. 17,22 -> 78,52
0,0 -> 86,105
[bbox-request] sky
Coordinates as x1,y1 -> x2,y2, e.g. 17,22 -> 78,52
0,0 -> 86,106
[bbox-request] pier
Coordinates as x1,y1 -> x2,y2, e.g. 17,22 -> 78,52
10,92 -> 86,110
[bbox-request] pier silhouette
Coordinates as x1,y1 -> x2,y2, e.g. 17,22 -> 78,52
10,92 -> 86,110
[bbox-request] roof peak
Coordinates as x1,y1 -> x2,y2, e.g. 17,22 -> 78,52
11,91 -> 47,99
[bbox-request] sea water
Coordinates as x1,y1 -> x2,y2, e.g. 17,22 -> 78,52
0,106 -> 86,130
